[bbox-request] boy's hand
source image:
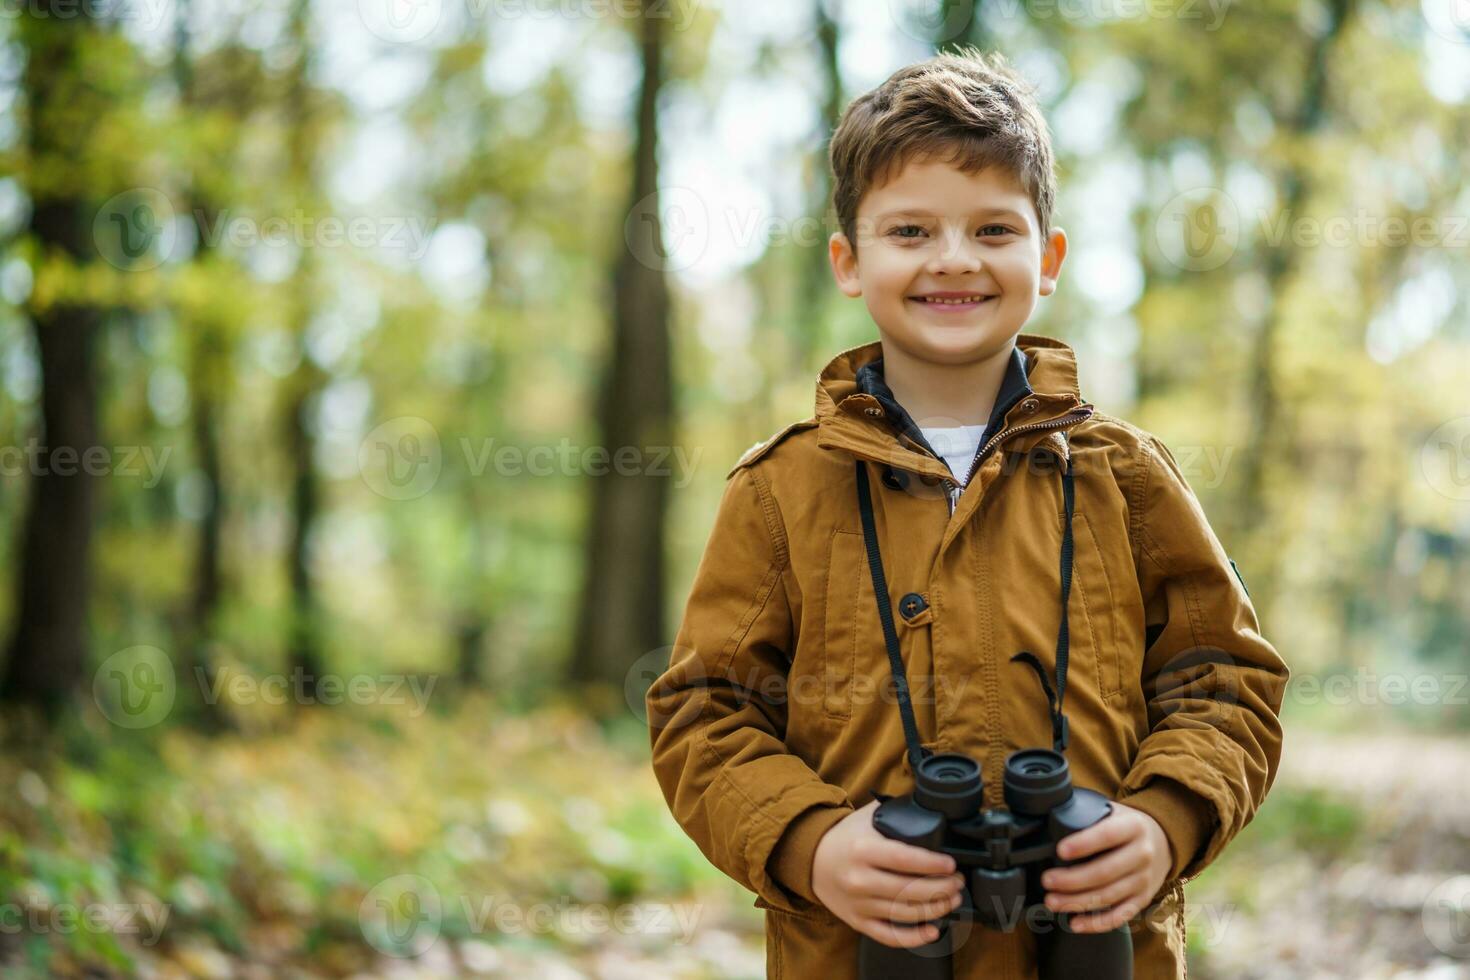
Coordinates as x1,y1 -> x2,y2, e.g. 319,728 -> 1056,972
811,800 -> 966,948
1041,800 -> 1171,933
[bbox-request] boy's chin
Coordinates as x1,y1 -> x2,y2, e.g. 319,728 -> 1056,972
880,319 -> 1019,364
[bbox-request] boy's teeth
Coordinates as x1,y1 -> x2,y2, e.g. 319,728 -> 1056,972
923,296 -> 987,304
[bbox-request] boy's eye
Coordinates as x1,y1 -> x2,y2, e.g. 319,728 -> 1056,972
887,223 -> 1013,239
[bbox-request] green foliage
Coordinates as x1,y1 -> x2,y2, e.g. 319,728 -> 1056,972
0,700 -> 753,976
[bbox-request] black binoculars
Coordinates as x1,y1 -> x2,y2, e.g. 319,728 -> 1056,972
857,748 -> 1133,980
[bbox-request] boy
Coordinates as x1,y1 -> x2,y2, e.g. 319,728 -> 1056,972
647,49 -> 1287,979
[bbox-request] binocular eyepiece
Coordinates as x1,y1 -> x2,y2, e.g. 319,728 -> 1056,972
858,748 -> 1134,980
914,748 -> 1074,819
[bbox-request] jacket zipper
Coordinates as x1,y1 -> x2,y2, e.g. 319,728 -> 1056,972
941,407 -> 1095,516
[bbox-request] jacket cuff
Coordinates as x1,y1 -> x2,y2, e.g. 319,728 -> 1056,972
1118,777 -> 1214,883
767,804 -> 854,907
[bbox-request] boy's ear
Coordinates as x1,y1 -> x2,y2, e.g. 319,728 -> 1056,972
1039,227 -> 1068,297
829,231 -> 863,298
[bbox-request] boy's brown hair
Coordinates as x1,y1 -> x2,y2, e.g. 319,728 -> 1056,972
828,47 -> 1057,251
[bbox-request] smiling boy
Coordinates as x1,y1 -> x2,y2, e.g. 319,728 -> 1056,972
648,49 -> 1288,979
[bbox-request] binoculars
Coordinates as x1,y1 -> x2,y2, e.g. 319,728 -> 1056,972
857,748 -> 1133,980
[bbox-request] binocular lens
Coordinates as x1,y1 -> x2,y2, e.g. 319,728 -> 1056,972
1002,749 -> 1072,816
914,753 -> 984,819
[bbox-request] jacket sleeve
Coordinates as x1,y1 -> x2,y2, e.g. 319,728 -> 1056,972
647,464 -> 854,915
1113,435 -> 1290,887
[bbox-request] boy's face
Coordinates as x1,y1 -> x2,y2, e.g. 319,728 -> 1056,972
829,156 -> 1067,366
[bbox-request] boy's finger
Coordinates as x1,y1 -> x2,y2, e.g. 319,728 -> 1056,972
1046,870 -> 1147,915
1055,812 -> 1134,861
1042,840 -> 1141,894
852,867 -> 963,903
860,917 -> 944,950
1066,898 -> 1143,934
866,838 -> 957,876
859,889 -> 962,924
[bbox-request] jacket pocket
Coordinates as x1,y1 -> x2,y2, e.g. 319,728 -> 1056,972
1065,512 -> 1123,704
756,898 -> 851,980
754,894 -> 836,922
820,529 -> 867,723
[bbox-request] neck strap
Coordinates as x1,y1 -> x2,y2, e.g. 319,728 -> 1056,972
855,459 -> 930,773
853,434 -> 1076,763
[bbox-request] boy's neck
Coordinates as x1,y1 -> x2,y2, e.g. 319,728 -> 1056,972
878,336 -> 1019,428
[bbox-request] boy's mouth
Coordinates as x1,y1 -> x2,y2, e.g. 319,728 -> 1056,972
908,292 -> 997,311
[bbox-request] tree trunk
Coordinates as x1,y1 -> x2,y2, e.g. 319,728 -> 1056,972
792,0 -> 843,374
570,0 -> 673,695
1234,0 -> 1353,541
2,275 -> 99,710
281,0 -> 326,703
172,2 -> 231,730
285,375 -> 325,700
1,13 -> 103,715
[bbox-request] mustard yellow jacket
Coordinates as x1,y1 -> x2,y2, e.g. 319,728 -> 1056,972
648,335 -> 1289,979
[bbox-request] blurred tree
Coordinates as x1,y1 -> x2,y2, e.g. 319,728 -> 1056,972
280,0 -> 329,702
168,0 -> 264,730
1,8 -> 108,714
1234,0 -> 1354,541
571,0 -> 673,694
792,0 -> 844,375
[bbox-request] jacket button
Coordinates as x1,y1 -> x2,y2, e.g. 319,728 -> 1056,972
865,406 -> 884,417
1021,398 -> 1040,414
899,592 -> 928,619
882,467 -> 908,490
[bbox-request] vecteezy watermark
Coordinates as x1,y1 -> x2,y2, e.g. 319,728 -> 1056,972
94,646 -> 178,729
485,0 -> 696,27
632,644 -> 975,730
197,666 -> 438,717
860,890 -> 1237,954
358,875 -> 703,958
92,647 -> 439,727
92,188 -> 180,272
1018,0 -> 1232,29
193,209 -> 434,260
1422,416 -> 1470,502
624,186 -> 711,274
628,646 -> 694,726
0,0 -> 173,31
1423,874 -> 1470,957
1154,188 -> 1241,272
887,0 -> 1232,43
1155,189 -> 1470,272
92,189 -> 435,270
357,0 -> 444,43
1422,0 -> 1470,43
356,0 -> 698,45
0,901 -> 170,947
358,416 -> 703,501
461,894 -> 702,945
1288,669 -> 1469,708
623,187 -> 850,274
361,876 -> 443,958
887,0 -> 979,43
458,438 -> 702,487
873,435 -> 1240,507
0,439 -> 171,488
359,417 -> 444,501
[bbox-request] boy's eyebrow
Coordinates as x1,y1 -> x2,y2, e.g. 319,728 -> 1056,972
874,207 -> 1029,221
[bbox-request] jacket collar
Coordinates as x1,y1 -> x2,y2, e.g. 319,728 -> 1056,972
853,345 -> 1032,464
815,334 -> 1090,478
